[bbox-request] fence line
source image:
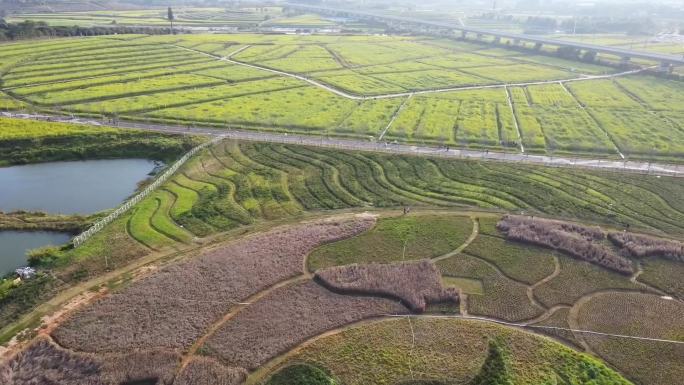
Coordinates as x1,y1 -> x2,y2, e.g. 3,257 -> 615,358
72,136 -> 225,248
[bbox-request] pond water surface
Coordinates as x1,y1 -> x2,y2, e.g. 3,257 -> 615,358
0,231 -> 72,275
0,158 -> 158,275
0,158 -> 157,214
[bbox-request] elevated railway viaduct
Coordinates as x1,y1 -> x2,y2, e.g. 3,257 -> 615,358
287,3 -> 684,71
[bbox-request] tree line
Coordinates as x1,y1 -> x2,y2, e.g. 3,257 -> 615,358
0,19 -> 185,41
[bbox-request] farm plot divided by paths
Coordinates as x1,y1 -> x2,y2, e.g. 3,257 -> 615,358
27,210 -> 683,385
2,34 -> 683,160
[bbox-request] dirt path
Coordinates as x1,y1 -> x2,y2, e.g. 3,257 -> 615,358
523,304 -> 571,325
504,85 -> 525,153
378,94 -> 413,140
180,274 -> 312,369
399,313 -> 684,345
432,216 -> 480,263
459,293 -> 469,316
627,260 -> 669,296
174,44 -> 651,102
525,255 -> 561,310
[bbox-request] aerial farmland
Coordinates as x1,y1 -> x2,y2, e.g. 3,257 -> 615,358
0,1 -> 683,385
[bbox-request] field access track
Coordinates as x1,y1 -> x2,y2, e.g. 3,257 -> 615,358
4,111 -> 682,177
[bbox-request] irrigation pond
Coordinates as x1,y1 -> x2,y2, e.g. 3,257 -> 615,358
0,158 -> 158,214
0,231 -> 71,275
0,158 -> 159,274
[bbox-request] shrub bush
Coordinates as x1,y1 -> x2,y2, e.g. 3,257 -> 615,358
315,260 -> 459,313
608,232 -> 684,262
266,363 -> 338,385
497,215 -> 633,274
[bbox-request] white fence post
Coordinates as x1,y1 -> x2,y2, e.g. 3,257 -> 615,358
71,136 -> 225,247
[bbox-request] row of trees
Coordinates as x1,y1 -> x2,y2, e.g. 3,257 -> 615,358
0,19 -> 183,41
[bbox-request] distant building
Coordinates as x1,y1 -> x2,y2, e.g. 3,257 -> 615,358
15,267 -> 36,280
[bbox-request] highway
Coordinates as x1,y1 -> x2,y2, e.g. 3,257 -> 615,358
2,111 -> 682,177
288,3 -> 684,65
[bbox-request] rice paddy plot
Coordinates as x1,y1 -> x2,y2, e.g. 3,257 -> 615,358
460,63 -> 575,83
615,76 -> 684,111
147,85 -> 358,132
0,34 -> 682,160
70,77 -> 303,115
256,45 -> 345,73
316,71 -> 407,95
386,95 -> 461,144
336,98 -> 405,137
19,74 -> 226,106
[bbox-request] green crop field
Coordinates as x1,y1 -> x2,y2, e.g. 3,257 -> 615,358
308,214 -> 474,270
6,7 -> 280,28
2,113 -> 684,384
2,33 -> 682,160
44,137 -> 684,290
94,139 -> 684,245
287,204 -> 682,385
2,15 -> 684,385
0,116 -> 201,165
266,318 -> 633,385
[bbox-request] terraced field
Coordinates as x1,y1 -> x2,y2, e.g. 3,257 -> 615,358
2,33 -> 682,159
2,26 -> 684,385
106,139 -> 684,253
3,136 -> 683,384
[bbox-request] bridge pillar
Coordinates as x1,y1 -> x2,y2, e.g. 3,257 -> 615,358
493,36 -> 501,44
534,42 -> 543,50
476,33 -> 484,40
658,61 -> 674,73
513,38 -> 520,45
461,30 -> 467,39
620,56 -> 631,66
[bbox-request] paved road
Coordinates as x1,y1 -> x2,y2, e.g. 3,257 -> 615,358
3,112 -> 682,177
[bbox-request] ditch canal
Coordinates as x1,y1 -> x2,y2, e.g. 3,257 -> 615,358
0,158 -> 159,275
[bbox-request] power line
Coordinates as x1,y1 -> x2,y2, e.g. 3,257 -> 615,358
386,314 -> 684,345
